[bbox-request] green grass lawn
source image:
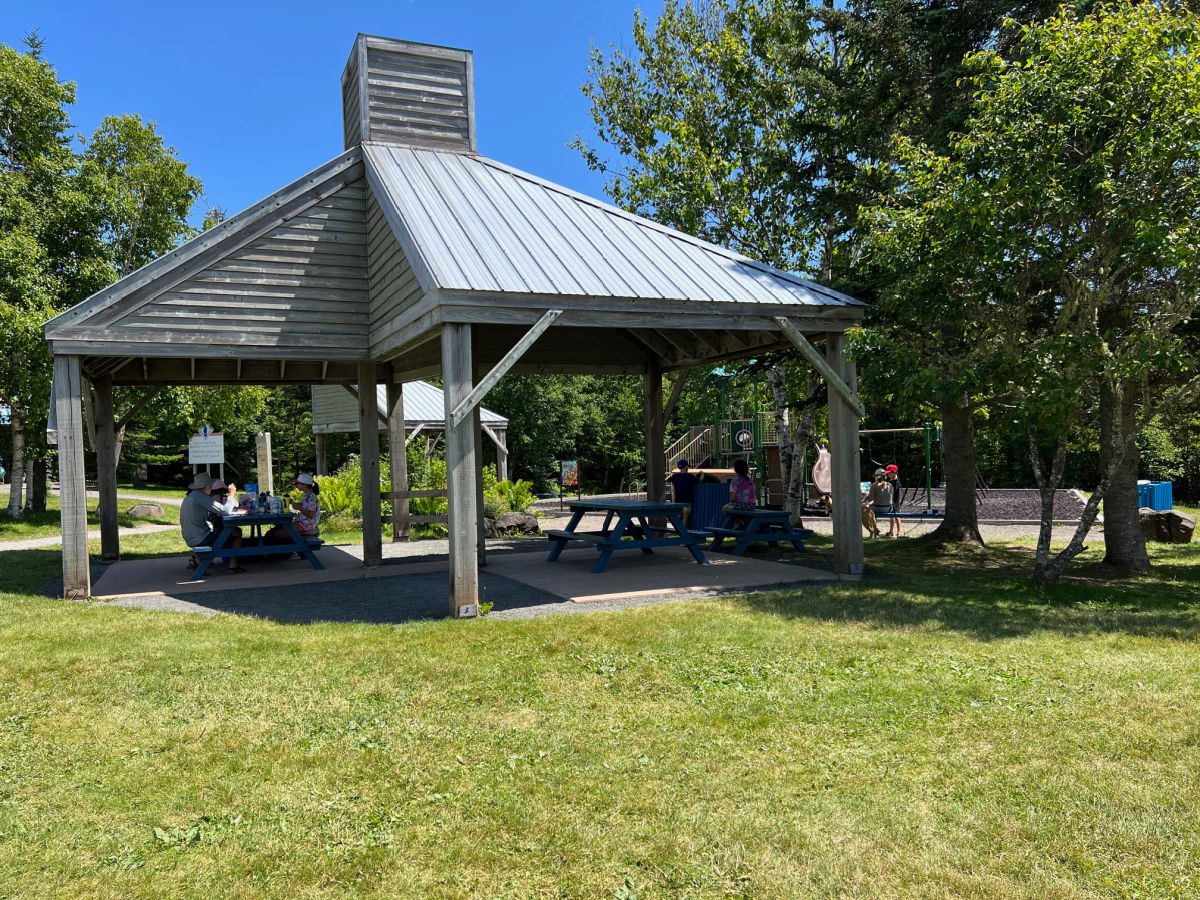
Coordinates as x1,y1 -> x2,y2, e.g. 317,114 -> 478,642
0,532 -> 1197,897
116,482 -> 190,501
0,492 -> 179,542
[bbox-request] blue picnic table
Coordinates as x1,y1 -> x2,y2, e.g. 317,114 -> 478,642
707,507 -> 813,556
545,499 -> 708,574
191,512 -> 325,580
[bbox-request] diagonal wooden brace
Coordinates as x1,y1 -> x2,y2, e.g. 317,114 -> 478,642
775,317 -> 865,418
450,309 -> 562,428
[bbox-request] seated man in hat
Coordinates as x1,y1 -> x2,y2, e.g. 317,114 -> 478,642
180,473 -> 245,572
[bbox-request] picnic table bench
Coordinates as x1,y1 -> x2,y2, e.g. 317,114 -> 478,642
707,507 -> 812,556
191,512 -> 325,580
546,499 -> 708,574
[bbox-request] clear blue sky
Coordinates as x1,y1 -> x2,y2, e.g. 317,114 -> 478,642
0,0 -> 661,225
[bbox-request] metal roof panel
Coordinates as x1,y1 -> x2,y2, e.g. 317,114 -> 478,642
364,143 -> 864,308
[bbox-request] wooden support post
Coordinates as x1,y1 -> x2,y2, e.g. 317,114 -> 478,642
664,368 -> 691,425
314,433 -> 328,476
473,403 -> 486,568
644,358 -> 665,503
54,355 -> 90,600
443,323 -> 480,617
776,317 -> 866,418
825,332 -> 865,578
386,381 -> 410,541
494,428 -> 508,482
94,375 -> 120,562
358,363 -> 383,567
449,309 -> 562,428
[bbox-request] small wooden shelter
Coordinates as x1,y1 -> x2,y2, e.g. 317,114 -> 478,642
310,381 -> 509,479
44,34 -> 866,615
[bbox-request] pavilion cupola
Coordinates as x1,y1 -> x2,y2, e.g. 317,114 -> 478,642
341,34 -> 476,154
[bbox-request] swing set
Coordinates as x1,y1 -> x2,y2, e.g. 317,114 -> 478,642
860,423 -> 941,516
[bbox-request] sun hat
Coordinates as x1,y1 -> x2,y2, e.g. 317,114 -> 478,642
210,479 -> 227,492
189,472 -> 214,490
885,464 -> 899,474
292,473 -> 315,486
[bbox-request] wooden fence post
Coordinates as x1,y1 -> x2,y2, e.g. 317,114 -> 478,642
386,380 -> 410,541
643,358 -> 665,502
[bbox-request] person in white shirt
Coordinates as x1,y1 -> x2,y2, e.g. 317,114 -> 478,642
211,479 -> 240,515
180,473 -> 244,573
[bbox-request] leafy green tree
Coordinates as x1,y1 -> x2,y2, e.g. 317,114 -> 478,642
865,1 -> 1200,582
1,38 -> 203,514
577,0 -> 1065,541
0,35 -> 87,516
80,114 -> 201,279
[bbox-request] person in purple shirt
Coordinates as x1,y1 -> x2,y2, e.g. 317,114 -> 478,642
723,458 -> 757,527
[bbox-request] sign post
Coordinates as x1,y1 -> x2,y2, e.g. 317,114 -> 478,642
255,432 -> 274,495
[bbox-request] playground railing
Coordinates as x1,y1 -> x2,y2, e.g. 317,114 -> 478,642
666,427 -> 713,467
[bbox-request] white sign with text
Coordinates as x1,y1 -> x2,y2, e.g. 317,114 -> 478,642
188,425 -> 224,465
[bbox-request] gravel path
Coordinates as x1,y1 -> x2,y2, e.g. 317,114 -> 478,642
0,487 -> 180,552
0,523 -> 176,552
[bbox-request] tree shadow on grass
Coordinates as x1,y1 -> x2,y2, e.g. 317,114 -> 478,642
737,540 -> 1200,642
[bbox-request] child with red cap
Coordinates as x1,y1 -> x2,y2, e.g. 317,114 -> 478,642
885,465 -> 902,537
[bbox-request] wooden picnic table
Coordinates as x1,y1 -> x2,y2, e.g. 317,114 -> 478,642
545,499 -> 708,574
707,507 -> 812,556
191,512 -> 325,580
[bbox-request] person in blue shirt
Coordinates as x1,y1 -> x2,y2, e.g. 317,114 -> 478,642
667,459 -> 700,524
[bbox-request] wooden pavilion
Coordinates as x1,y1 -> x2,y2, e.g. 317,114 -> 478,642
43,34 -> 866,615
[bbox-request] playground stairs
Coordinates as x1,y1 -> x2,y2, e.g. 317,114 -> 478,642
666,427 -> 714,467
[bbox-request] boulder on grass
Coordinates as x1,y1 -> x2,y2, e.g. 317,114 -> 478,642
494,512 -> 540,536
126,503 -> 164,519
1140,508 -> 1168,542
484,518 -> 499,539
1140,508 -> 1195,543
1166,510 -> 1195,544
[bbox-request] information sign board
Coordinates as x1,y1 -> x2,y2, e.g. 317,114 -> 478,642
188,425 -> 224,465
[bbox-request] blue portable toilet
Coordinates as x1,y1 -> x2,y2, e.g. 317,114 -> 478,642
1137,481 -> 1173,511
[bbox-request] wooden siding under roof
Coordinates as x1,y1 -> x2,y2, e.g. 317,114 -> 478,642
112,180 -> 371,347
44,151 -> 374,361
366,190 -> 424,356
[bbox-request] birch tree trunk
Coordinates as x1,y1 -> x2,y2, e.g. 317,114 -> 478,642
6,411 -> 25,518
1029,428 -> 1068,584
786,374 -> 818,526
